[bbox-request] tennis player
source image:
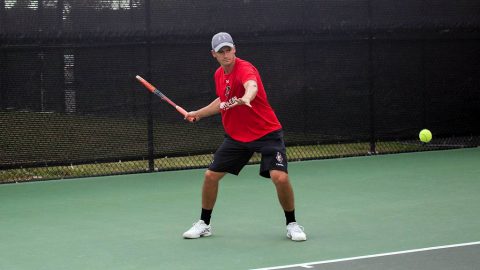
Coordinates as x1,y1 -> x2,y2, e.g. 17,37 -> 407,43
183,32 -> 306,241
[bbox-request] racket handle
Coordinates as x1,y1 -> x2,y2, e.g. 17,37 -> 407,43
175,105 -> 188,116
136,75 -> 195,122
175,105 -> 196,122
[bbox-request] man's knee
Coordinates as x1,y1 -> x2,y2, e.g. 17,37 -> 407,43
270,170 -> 289,185
204,170 -> 225,182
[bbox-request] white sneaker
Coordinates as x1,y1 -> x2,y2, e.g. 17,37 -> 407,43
286,222 -> 307,241
183,220 -> 212,239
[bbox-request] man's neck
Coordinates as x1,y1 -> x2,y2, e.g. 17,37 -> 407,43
222,57 -> 236,75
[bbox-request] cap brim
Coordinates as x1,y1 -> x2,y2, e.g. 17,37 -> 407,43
213,42 -> 234,52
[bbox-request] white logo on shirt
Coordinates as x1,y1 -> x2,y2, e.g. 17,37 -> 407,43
225,86 -> 231,98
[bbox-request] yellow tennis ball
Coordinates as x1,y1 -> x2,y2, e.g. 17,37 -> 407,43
419,129 -> 432,143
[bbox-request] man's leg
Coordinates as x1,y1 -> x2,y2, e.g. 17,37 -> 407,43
183,170 -> 226,239
202,170 -> 226,210
270,169 -> 307,241
270,169 -> 295,212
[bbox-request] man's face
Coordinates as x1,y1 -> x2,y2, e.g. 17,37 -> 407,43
212,46 -> 236,66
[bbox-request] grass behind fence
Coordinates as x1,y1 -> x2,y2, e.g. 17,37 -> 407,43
1,142 -> 434,183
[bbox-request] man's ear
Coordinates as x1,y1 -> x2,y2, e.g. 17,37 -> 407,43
211,50 -> 216,58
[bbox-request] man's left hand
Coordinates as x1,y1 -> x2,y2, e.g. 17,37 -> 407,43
235,97 -> 252,108
220,96 -> 252,111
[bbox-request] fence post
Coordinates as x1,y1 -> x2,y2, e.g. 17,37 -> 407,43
0,0 -> 4,32
56,0 -> 63,30
145,0 -> 155,172
421,40 -> 427,129
0,51 -> 4,110
367,0 -> 376,154
0,0 -> 4,110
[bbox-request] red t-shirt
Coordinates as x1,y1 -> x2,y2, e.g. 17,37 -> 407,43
214,57 -> 282,142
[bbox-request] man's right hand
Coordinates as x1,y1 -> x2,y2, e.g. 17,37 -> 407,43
185,111 -> 199,122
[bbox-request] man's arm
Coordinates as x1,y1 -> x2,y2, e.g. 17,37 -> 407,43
238,80 -> 258,107
185,97 -> 221,122
220,80 -> 258,111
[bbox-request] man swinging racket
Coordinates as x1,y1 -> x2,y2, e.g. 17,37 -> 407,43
183,32 -> 306,241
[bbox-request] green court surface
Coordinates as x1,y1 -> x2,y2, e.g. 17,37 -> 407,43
1,148 -> 479,270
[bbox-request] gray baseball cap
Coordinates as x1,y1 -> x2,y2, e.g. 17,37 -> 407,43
211,32 -> 235,52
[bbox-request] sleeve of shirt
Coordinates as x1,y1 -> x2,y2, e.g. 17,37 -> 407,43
214,70 -> 221,98
240,64 -> 257,84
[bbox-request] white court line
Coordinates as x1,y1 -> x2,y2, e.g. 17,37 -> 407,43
250,241 -> 480,270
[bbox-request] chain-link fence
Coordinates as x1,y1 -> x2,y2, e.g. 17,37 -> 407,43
1,0 -> 479,183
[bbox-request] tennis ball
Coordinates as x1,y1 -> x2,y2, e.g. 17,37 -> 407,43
419,129 -> 432,143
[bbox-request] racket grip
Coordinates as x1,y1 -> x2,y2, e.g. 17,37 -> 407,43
176,106 -> 196,122
175,105 -> 188,116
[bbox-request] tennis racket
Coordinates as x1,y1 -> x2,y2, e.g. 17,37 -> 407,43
136,75 -> 194,122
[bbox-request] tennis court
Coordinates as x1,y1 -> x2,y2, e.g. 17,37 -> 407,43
1,148 -> 479,270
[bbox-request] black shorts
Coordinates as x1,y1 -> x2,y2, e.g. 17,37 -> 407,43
208,129 -> 288,178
